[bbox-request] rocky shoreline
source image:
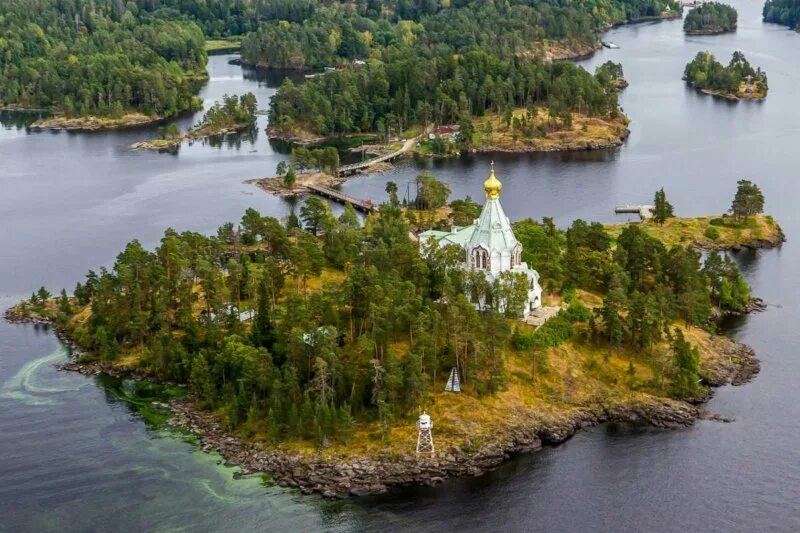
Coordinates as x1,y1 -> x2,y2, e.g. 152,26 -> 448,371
30,113 -> 162,132
131,123 -> 253,152
3,303 -> 762,499
698,88 -> 767,102
474,129 -> 630,154
163,395 -> 701,498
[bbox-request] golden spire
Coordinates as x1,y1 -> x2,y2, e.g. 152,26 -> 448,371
483,161 -> 502,199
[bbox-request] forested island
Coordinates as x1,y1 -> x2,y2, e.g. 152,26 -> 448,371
684,3 -> 738,35
0,0 -> 208,129
683,51 -> 768,100
132,94 -> 258,152
268,58 -> 626,150
5,175 -> 779,496
0,0 -> 680,131
763,0 -> 800,30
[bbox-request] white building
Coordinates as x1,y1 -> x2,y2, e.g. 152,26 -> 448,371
419,164 -> 543,317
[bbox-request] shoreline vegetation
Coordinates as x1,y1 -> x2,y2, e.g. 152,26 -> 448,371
606,214 -> 785,251
684,2 -> 738,35
131,94 -> 258,152
205,38 -> 243,54
30,113 -> 165,132
763,0 -> 800,31
4,178 -> 779,498
256,105 -> 630,196
684,51 -> 768,101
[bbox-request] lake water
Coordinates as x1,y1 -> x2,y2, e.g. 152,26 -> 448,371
1,1 -> 799,530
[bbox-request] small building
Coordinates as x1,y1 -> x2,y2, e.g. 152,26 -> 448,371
419,164 -> 543,317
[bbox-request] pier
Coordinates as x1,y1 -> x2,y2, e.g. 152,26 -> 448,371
305,183 -> 376,212
615,204 -> 655,220
339,135 -> 419,176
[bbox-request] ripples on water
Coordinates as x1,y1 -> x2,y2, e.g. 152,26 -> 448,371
2,0 -> 800,530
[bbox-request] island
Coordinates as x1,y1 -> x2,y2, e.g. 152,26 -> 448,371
0,1 -> 208,131
267,59 -> 628,163
131,94 -> 258,153
684,3 -> 738,35
5,170 -> 779,498
595,61 -> 629,92
763,0 -> 800,30
683,51 -> 768,100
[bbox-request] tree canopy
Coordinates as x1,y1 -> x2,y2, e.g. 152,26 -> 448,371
730,179 -> 765,221
763,0 -> 800,30
684,3 -> 738,34
0,0 -> 207,117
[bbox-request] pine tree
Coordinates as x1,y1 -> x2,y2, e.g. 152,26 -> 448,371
251,276 -> 276,351
670,329 -> 701,395
653,188 -> 674,225
283,165 -> 296,189
337,403 -> 355,444
598,275 -> 627,345
730,179 -> 764,222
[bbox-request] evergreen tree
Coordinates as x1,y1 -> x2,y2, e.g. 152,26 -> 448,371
251,276 -> 276,351
730,179 -> 764,222
652,188 -> 674,225
283,166 -> 297,189
670,329 -> 701,395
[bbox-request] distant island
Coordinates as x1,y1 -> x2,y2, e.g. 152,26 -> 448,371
5,174 -> 780,497
763,0 -> 800,30
684,2 -> 738,34
131,94 -> 258,153
683,51 -> 768,100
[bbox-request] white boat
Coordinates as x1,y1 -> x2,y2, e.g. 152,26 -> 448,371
602,41 -> 620,49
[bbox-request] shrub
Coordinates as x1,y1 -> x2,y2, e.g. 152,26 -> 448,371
531,315 -> 573,348
709,217 -> 725,226
562,302 -> 591,323
512,329 -> 535,350
704,226 -> 720,241
560,286 -> 576,304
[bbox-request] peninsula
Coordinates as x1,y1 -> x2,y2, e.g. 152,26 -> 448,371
684,51 -> 768,100
5,170 -> 777,498
131,94 -> 258,152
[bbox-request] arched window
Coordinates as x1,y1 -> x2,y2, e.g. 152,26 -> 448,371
471,246 -> 488,270
513,245 -> 522,267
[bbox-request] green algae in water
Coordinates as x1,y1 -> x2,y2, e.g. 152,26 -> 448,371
97,375 -> 187,429
0,346 -> 87,405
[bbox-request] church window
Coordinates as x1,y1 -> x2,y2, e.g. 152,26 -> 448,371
471,247 -> 489,270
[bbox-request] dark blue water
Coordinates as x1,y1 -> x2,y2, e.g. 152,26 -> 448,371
1,1 -> 799,530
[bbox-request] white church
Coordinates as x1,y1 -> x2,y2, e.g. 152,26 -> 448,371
419,164 -> 543,317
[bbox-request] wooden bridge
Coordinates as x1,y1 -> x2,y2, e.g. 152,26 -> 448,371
305,183 -> 376,212
615,204 -> 655,220
338,135 -> 419,176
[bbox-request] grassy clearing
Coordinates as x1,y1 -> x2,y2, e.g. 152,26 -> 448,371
205,39 -> 242,53
471,107 -> 628,152
605,214 -> 783,250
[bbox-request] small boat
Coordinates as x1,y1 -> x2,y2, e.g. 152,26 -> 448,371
602,41 -> 620,49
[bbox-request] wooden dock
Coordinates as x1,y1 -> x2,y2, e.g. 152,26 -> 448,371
305,183 -> 376,212
339,136 -> 417,176
615,204 -> 655,220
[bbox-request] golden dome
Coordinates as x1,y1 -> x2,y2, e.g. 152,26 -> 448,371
483,162 -> 502,199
